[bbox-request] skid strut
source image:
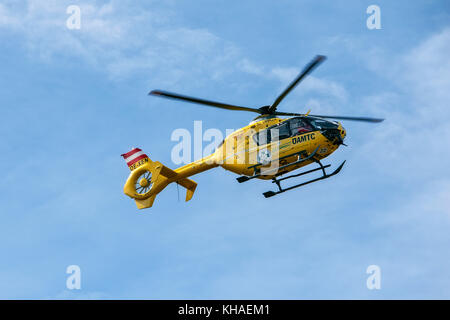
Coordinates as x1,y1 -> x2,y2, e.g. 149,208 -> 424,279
262,160 -> 346,198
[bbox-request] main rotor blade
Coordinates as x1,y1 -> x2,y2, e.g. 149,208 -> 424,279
149,90 -> 262,114
273,111 -> 384,123
268,55 -> 326,113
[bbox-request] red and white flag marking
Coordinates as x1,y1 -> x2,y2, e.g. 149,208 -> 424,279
121,148 -> 149,168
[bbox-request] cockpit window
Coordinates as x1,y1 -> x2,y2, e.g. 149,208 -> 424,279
289,118 -> 313,136
309,119 -> 338,130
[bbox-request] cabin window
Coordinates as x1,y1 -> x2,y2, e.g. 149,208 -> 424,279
253,129 -> 271,146
253,122 -> 291,145
272,122 -> 291,141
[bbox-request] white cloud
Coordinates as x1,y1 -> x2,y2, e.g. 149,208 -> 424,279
401,28 -> 450,117
0,3 -> 21,27
301,76 -> 348,102
237,58 -> 264,76
270,66 -> 299,82
0,0 -> 348,106
355,28 -> 450,178
0,1 -> 242,83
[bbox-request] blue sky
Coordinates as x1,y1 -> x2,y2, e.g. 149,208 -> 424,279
0,0 -> 450,299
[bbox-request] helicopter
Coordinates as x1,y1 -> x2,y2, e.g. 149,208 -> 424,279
122,55 -> 384,209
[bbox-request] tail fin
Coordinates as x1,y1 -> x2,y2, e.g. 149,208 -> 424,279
121,148 -> 150,171
121,148 -> 197,210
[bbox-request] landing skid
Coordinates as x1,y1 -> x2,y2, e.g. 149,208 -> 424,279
262,160 -> 346,198
237,146 -> 320,183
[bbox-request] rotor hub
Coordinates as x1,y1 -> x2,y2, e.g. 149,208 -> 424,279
139,178 -> 149,188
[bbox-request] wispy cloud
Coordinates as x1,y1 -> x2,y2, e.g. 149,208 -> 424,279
356,28 -> 450,177
0,0 -> 349,101
0,1 -> 242,84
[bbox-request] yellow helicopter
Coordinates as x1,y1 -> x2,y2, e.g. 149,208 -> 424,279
122,55 -> 383,209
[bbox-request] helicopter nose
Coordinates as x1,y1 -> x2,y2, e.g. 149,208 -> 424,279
336,122 -> 346,139
340,126 -> 346,140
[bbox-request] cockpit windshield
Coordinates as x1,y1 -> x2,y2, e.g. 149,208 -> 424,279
308,118 -> 338,130
252,117 -> 339,146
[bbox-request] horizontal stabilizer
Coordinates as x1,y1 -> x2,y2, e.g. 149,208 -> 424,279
177,178 -> 197,202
